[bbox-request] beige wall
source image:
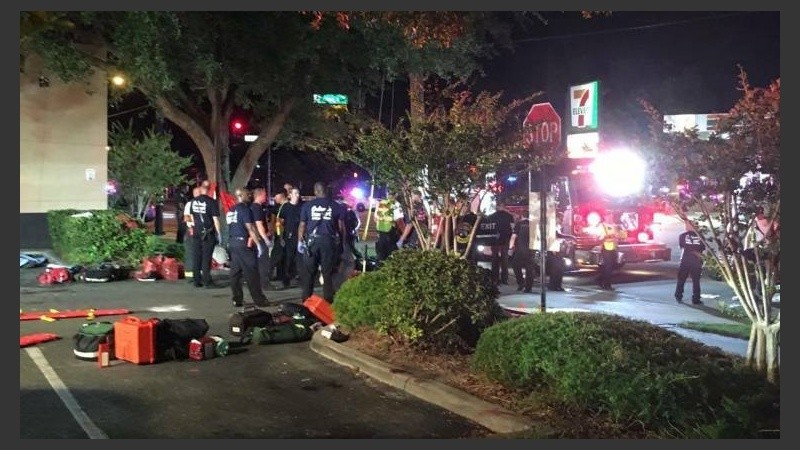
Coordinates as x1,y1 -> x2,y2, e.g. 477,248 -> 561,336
20,52 -> 108,213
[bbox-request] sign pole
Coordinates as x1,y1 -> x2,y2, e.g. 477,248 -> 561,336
539,165 -> 547,313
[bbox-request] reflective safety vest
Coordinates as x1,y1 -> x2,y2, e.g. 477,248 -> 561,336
375,200 -> 395,233
601,223 -> 618,251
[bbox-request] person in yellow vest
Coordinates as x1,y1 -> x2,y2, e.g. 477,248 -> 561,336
597,212 -> 620,291
374,193 -> 404,263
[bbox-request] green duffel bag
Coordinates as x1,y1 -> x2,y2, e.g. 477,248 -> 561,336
73,321 -> 115,361
251,322 -> 311,345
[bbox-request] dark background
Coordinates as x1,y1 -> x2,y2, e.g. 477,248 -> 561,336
108,11 -> 780,195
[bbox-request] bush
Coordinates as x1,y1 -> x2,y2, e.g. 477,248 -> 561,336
375,249 -> 505,353
472,312 -> 779,437
333,271 -> 392,330
47,209 -> 152,266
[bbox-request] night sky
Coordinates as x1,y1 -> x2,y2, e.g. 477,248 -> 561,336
109,11 -> 780,194
477,11 -> 779,143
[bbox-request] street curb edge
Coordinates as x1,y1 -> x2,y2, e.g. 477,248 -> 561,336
309,332 -> 537,435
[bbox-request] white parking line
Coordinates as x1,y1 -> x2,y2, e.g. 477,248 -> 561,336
24,347 -> 108,439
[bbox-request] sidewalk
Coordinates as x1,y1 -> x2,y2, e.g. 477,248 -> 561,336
496,278 -> 750,357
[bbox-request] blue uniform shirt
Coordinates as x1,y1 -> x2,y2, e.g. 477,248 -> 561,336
227,202 -> 255,238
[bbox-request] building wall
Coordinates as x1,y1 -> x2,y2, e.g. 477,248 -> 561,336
20,51 -> 108,248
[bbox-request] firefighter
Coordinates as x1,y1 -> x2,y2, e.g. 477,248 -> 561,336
597,213 -> 619,291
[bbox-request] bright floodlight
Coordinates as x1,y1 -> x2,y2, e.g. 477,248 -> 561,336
590,149 -> 646,197
350,187 -> 365,199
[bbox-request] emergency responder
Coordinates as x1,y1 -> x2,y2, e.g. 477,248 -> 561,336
374,193 -> 403,262
597,213 -> 619,291
226,188 -> 270,307
490,199 -> 515,285
250,187 -> 273,291
189,183 -> 222,288
297,182 -> 346,302
278,187 -> 303,289
509,216 -> 536,293
675,220 -> 705,305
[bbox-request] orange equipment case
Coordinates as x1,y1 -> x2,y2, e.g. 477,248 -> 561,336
302,294 -> 335,325
114,316 -> 158,364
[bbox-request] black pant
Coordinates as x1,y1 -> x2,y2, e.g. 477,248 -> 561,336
270,237 -> 285,282
229,238 -> 268,306
546,252 -> 565,289
257,247 -> 273,290
281,235 -> 299,287
512,250 -> 537,291
191,231 -> 216,286
675,261 -> 702,302
300,235 -> 339,302
598,249 -> 617,288
491,243 -> 510,284
376,230 -> 398,262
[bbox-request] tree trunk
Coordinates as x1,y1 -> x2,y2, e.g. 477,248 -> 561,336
746,322 -> 780,384
230,99 -> 296,190
408,72 -> 426,123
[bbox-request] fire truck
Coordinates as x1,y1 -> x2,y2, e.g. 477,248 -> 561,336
500,148 -> 671,271
548,149 -> 671,269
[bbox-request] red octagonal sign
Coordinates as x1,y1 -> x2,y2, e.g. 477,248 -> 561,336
523,102 -> 562,150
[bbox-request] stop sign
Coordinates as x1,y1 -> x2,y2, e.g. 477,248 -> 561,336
523,102 -> 562,150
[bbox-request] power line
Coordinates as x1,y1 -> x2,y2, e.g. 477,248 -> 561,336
513,12 -> 753,43
108,103 -> 152,119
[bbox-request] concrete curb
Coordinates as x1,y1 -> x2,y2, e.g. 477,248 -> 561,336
309,332 -> 540,435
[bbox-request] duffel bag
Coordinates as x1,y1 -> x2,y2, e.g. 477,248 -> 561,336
73,321 -> 115,361
228,306 -> 273,342
278,302 -> 319,328
155,318 -> 210,362
251,321 -> 311,345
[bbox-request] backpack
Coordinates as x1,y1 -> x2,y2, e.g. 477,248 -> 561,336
154,318 -> 210,361
345,209 -> 359,237
73,321 -> 115,361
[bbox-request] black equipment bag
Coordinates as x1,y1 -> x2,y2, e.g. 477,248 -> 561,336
155,318 -> 210,362
228,306 -> 274,343
73,321 -> 115,361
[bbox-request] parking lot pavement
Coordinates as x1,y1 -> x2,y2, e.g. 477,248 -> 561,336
19,267 -> 488,439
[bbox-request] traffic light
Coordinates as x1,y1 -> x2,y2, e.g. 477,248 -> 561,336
231,119 -> 246,134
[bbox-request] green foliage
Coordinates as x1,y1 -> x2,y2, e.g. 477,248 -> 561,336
333,271 -> 392,330
108,120 -> 191,222
47,209 -> 151,266
679,322 -> 751,340
375,249 -> 505,353
146,235 -> 185,261
472,312 -> 779,437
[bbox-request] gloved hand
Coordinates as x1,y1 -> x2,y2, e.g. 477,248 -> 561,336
297,241 -> 307,255
256,242 -> 266,259
396,239 -> 404,249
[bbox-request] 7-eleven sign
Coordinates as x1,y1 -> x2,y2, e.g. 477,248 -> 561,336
570,81 -> 599,130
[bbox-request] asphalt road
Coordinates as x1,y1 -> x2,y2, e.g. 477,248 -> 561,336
19,268 -> 487,439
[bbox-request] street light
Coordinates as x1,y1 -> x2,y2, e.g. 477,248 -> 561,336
111,75 -> 126,87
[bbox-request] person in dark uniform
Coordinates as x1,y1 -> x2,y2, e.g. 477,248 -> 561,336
490,199 -> 515,285
277,187 -> 303,289
189,183 -> 222,288
250,187 -> 273,291
268,191 -> 288,285
509,216 -> 537,293
226,188 -> 270,307
297,182 -> 346,302
675,221 -> 705,305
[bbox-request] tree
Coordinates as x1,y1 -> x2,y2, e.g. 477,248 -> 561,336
643,67 -> 780,383
21,11 -> 389,193
338,82 -> 545,256
108,121 -> 193,222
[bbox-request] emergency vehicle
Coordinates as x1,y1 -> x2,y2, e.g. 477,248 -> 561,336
499,148 -> 671,271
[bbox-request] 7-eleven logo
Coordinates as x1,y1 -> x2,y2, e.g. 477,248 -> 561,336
570,81 -> 598,129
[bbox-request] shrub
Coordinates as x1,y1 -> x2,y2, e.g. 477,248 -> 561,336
47,209 -> 151,266
472,312 -> 779,437
375,249 -> 505,353
333,271 -> 392,330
